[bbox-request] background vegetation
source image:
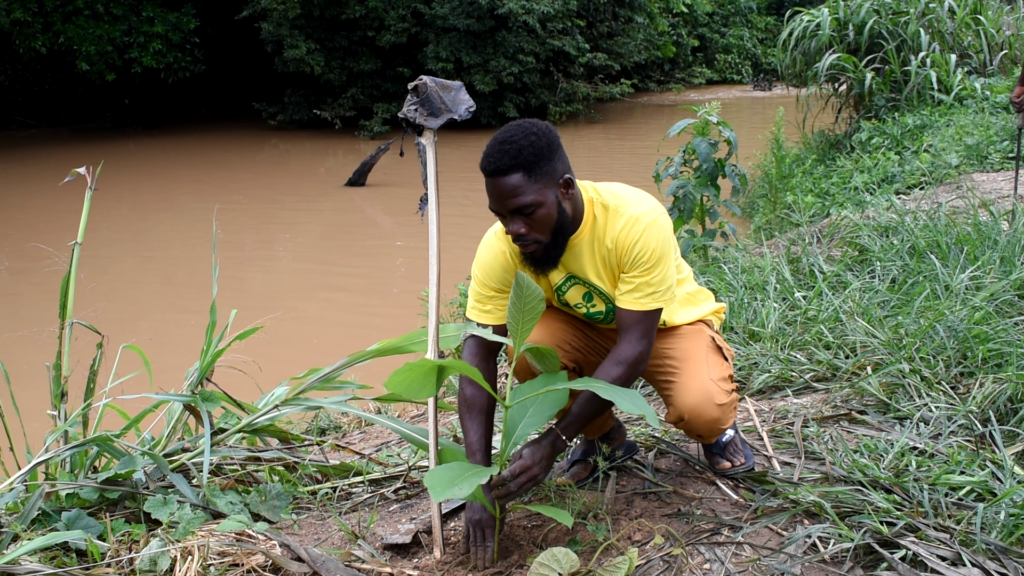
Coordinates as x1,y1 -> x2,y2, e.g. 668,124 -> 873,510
2,0 -> 792,133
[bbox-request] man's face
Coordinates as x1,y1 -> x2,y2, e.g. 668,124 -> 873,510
485,173 -> 574,276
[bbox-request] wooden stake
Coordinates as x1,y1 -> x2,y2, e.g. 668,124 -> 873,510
418,128 -> 445,559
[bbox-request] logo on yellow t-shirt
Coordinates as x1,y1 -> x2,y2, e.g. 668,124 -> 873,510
553,274 -> 616,325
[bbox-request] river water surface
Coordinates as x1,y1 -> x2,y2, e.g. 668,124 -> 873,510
0,85 -> 800,460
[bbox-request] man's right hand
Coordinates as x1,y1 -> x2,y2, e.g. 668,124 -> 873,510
461,485 -> 501,569
1011,85 -> 1024,114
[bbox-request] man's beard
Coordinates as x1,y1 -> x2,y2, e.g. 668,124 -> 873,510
519,201 -> 573,276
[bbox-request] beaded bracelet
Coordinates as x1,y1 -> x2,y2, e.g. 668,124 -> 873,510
550,423 -> 571,448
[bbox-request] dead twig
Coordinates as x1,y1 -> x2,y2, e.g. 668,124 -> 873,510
746,396 -> 781,472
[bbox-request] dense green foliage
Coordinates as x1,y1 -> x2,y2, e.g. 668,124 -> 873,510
1,0 -> 789,131
242,0 -> 781,135
743,81 -> 1017,234
777,0 -> 1023,127
1,0 -> 202,83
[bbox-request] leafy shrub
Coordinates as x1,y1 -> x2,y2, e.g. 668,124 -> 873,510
654,101 -> 748,258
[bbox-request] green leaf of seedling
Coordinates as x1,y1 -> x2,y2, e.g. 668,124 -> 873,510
517,504 -> 574,528
247,483 -> 291,522
568,377 -> 660,428
503,372 -> 570,459
383,358 -> 488,401
423,462 -> 498,504
508,271 -> 546,359
527,547 -> 580,576
383,357 -> 501,404
514,375 -> 660,428
0,531 -> 89,564
143,495 -> 181,523
521,344 -> 561,374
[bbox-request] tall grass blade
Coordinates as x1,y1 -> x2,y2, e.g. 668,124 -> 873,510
80,338 -> 104,441
0,530 -> 89,565
0,361 -> 30,466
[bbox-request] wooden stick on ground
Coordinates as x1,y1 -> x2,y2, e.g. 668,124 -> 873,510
745,396 -> 781,473
418,128 -> 445,560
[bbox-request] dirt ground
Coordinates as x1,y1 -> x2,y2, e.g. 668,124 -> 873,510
275,392 -> 846,576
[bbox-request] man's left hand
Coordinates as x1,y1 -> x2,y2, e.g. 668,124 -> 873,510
491,433 -> 564,504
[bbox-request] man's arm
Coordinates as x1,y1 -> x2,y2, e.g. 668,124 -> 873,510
491,307 -> 661,503
548,307 -> 661,441
457,325 -> 507,569
457,326 -> 508,466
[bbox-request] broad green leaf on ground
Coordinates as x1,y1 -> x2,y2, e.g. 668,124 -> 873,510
593,551 -> 636,576
522,343 -> 561,374
503,372 -> 570,458
518,504 -> 574,528
215,514 -> 253,533
508,271 -> 547,359
136,537 -> 172,574
59,509 -> 104,544
247,483 -> 291,522
143,495 -> 181,523
0,531 -> 88,564
516,376 -> 660,428
527,547 -> 580,576
171,506 -> 208,540
206,486 -> 250,520
325,403 -> 467,463
382,358 -> 490,401
423,462 -> 498,503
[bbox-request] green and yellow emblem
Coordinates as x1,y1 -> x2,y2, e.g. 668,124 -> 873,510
553,274 -> 616,325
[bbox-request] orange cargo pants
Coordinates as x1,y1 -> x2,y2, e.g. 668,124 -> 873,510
512,307 -> 739,444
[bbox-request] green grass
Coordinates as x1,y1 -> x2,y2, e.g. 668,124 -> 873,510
693,199 -> 1024,571
745,81 -> 1020,235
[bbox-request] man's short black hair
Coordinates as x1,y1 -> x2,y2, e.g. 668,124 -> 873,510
479,118 -> 573,184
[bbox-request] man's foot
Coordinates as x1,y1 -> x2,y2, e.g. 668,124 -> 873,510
701,422 -> 755,476
552,418 -> 634,486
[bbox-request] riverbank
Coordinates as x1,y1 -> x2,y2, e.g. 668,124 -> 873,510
3,82 -> 1024,575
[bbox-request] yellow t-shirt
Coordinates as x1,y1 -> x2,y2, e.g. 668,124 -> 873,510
466,180 -> 726,329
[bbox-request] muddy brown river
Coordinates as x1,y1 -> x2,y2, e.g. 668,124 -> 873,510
0,85 -> 800,463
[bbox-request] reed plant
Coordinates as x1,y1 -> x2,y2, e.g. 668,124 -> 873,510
778,0 -> 1024,128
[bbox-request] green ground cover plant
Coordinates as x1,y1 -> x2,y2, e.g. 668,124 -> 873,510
744,82 -> 1018,235
692,199 -> 1024,571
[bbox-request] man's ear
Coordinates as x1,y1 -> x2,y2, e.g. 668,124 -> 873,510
557,174 -> 576,201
